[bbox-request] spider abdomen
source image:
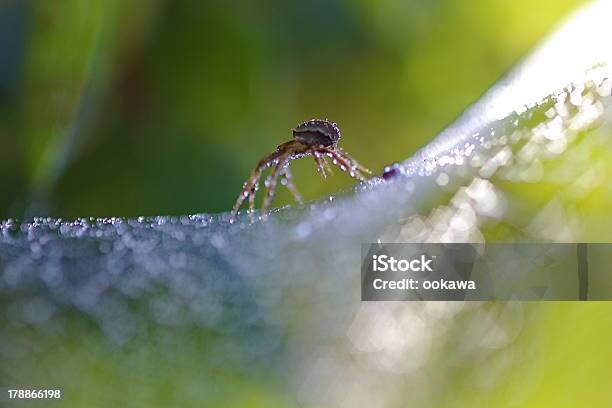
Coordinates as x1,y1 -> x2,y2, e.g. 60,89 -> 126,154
292,119 -> 341,147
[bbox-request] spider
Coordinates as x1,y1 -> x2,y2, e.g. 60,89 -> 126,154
232,119 -> 371,218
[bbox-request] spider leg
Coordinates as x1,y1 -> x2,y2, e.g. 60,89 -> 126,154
280,165 -> 304,204
231,141 -> 299,217
312,150 -> 334,178
261,142 -> 311,216
261,153 -> 292,216
248,187 -> 256,214
337,147 -> 372,175
232,171 -> 262,216
322,154 -> 334,175
312,150 -> 328,178
317,147 -> 367,182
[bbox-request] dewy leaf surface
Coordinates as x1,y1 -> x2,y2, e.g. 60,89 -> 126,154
2,2 -> 612,407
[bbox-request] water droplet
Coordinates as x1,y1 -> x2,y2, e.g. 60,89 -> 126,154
436,173 -> 449,186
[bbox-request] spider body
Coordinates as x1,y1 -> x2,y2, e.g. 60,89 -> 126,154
232,119 -> 370,219
292,119 -> 341,147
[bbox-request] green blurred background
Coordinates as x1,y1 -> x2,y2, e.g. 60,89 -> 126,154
4,2 -> 612,408
0,0 -> 586,218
